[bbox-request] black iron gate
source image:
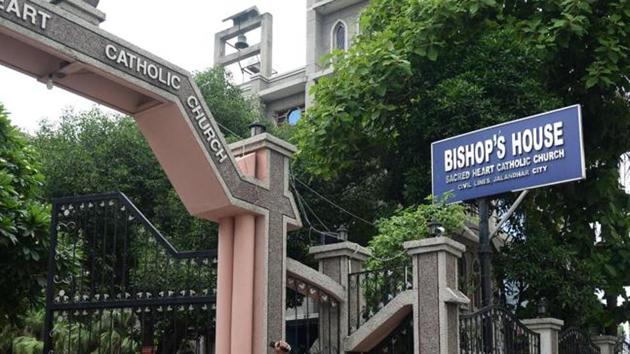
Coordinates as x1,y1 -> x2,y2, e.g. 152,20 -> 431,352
558,328 -> 600,354
459,306 -> 541,354
43,192 -> 217,353
285,277 -> 341,354
616,339 -> 630,354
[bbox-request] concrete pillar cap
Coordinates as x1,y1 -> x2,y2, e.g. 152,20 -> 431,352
521,318 -> 564,331
404,237 -> 466,257
229,133 -> 297,158
309,241 -> 371,261
591,335 -> 619,344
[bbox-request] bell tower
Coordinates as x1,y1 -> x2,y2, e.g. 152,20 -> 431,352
213,6 -> 273,78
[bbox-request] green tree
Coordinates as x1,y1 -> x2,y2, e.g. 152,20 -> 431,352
32,108 -> 212,251
293,9 -> 560,247
195,66 -> 265,140
0,104 -> 50,328
32,66 -> 268,251
366,198 -> 467,271
355,199 -> 467,320
295,0 -> 630,331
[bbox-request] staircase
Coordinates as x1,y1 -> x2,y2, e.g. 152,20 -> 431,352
344,290 -> 414,352
288,237 -> 472,354
287,254 -> 416,354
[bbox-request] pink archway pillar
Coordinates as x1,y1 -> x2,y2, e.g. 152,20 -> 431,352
216,133 -> 297,354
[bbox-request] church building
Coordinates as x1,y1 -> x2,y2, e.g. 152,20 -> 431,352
214,0 -> 370,125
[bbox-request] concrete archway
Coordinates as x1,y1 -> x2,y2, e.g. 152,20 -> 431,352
0,2 -> 301,353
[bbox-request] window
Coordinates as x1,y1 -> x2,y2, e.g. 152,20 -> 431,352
275,107 -> 304,126
332,21 -> 347,51
287,108 -> 302,125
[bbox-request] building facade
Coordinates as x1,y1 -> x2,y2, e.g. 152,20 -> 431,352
215,0 -> 370,125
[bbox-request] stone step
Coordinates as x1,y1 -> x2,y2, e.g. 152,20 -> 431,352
344,290 -> 414,352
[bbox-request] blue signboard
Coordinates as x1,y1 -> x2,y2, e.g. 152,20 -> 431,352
431,105 -> 585,203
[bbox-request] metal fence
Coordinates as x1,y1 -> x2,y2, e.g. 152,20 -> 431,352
460,306 -> 540,354
347,266 -> 412,334
368,313 -> 414,354
286,277 -> 340,354
43,192 -> 217,353
616,339 -> 630,354
558,328 -> 600,354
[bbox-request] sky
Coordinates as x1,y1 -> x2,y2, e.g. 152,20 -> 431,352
0,0 -> 306,132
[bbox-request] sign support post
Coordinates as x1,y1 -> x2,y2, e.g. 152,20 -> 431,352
478,197 -> 495,353
478,197 -> 493,307
431,105 -> 586,354
479,189 -> 530,308
489,190 -> 530,239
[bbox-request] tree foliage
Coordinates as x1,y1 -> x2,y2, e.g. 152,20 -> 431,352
367,198 -> 467,271
0,105 -> 50,328
0,308 -> 44,354
32,66 -> 267,251
32,108 -> 214,251
295,0 -> 630,331
195,66 -> 265,140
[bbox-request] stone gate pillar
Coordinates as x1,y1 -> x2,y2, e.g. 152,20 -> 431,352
310,240 -> 371,353
592,335 -> 618,354
404,237 -> 470,354
522,318 -> 564,354
215,130 -> 300,354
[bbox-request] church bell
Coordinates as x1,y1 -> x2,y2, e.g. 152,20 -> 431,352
234,34 -> 249,50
